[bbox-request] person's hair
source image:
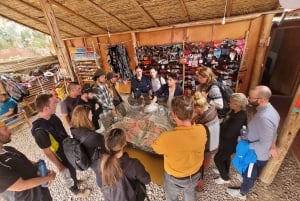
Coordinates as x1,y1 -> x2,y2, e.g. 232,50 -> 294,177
255,85 -> 272,100
35,93 -> 53,112
101,128 -> 126,186
67,82 -> 80,93
197,67 -> 217,85
231,93 -> 248,110
135,66 -> 143,71
71,105 -> 95,130
167,72 -> 178,80
193,91 -> 209,108
171,95 -> 194,121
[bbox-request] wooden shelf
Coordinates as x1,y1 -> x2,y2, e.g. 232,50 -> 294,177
71,47 -> 101,85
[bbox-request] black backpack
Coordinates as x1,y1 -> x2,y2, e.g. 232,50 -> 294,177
63,134 -> 91,171
208,81 -> 233,118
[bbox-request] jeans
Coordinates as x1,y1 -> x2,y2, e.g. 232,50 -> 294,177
240,160 -> 268,195
164,171 -> 201,201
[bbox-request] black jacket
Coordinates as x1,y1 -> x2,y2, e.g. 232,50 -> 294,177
91,152 -> 150,201
70,127 -> 105,160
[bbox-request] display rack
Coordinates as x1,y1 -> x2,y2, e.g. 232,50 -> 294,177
70,47 -> 100,85
135,39 -> 245,94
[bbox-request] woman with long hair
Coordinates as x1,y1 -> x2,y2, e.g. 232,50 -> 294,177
149,68 -> 166,93
196,67 -> 224,111
96,128 -> 150,201
70,105 -> 105,161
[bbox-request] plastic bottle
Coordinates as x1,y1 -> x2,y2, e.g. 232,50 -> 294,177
240,125 -> 247,140
37,160 -> 48,187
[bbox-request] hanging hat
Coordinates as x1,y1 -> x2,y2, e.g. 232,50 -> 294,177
106,72 -> 116,80
0,121 -> 6,127
93,69 -> 106,81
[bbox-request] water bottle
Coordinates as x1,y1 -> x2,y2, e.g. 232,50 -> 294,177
240,125 -> 247,140
37,160 -> 48,187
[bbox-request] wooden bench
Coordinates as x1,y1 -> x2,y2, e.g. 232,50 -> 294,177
20,78 -> 54,116
3,110 -> 31,132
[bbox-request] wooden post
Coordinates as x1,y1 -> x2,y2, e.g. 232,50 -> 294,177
260,85 -> 300,183
39,0 -> 74,81
249,13 -> 274,89
131,32 -> 138,67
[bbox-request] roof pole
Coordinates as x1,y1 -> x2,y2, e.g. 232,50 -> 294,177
39,0 -> 74,81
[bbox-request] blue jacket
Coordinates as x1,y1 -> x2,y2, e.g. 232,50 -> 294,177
232,140 -> 257,174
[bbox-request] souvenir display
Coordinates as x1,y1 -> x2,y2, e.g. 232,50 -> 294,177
135,39 -> 245,93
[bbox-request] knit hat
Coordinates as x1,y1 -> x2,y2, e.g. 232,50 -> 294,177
81,84 -> 93,93
106,72 -> 116,80
93,69 -> 106,81
0,121 -> 6,127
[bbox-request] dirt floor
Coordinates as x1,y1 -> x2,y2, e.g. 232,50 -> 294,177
1,119 -> 300,201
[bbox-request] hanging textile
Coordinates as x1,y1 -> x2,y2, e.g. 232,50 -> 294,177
107,44 -> 132,80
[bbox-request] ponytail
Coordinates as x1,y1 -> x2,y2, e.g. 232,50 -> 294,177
101,128 -> 126,186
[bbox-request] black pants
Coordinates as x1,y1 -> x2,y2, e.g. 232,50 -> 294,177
214,150 -> 231,181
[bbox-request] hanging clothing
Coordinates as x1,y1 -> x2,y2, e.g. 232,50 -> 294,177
107,45 -> 132,80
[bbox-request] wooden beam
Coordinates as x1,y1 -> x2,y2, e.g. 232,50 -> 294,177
226,0 -> 233,17
0,2 -> 75,37
249,13 -> 275,89
39,0 -> 74,80
84,0 -> 132,30
49,0 -> 107,32
179,0 -> 190,21
131,32 -> 138,66
18,0 -> 93,35
63,9 -> 282,40
129,0 -> 159,27
260,85 -> 300,184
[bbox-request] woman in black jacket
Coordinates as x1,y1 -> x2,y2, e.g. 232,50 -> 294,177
213,93 -> 248,184
70,105 -> 105,161
92,128 -> 150,201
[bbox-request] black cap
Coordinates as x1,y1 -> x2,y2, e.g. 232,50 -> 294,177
81,84 -> 93,93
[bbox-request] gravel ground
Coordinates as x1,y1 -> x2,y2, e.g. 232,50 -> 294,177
1,117 -> 300,201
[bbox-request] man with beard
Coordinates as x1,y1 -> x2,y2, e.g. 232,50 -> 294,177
0,121 -> 56,201
227,85 -> 280,200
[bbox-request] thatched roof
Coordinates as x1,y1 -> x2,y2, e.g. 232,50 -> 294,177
0,0 -> 280,39
0,56 -> 58,73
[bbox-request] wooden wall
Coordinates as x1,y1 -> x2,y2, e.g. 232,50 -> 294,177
64,15 -> 268,93
269,27 -> 300,96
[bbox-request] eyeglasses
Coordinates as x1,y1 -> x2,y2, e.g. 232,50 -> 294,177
247,96 -> 261,100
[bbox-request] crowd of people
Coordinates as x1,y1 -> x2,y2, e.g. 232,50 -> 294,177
0,66 -> 280,201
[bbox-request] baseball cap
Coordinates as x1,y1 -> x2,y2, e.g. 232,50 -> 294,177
81,84 -> 93,93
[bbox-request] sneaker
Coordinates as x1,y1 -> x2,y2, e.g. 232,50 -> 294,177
212,168 -> 220,174
214,177 -> 230,185
74,188 -> 91,199
226,188 -> 246,200
236,174 -> 243,182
